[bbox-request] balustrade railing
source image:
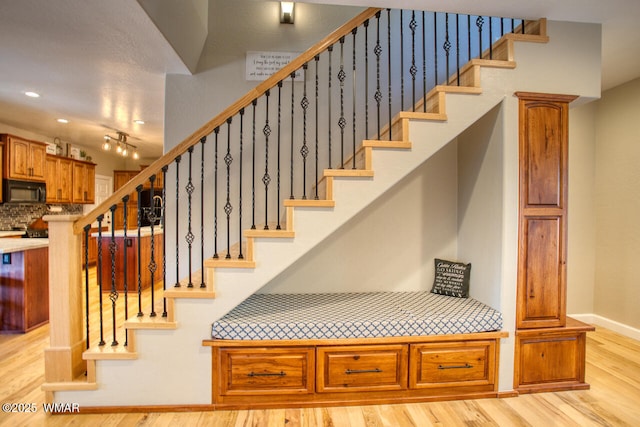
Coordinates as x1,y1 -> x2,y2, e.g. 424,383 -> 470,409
72,7 -> 527,349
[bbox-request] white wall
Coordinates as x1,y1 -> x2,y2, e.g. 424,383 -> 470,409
593,77 -> 640,330
262,141 -> 459,293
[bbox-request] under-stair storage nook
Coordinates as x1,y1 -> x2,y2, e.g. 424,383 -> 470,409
41,4 -> 602,411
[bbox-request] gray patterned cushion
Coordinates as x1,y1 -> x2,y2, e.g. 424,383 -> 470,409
211,291 -> 502,340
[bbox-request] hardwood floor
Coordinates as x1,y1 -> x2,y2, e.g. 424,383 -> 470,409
1,323 -> 639,426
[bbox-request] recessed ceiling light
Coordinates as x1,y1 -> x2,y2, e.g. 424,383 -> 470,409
57,118 -> 69,124
25,91 -> 40,98
133,119 -> 145,125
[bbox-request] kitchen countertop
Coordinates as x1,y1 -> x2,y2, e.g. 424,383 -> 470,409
0,238 -> 48,254
92,226 -> 163,238
0,231 -> 26,238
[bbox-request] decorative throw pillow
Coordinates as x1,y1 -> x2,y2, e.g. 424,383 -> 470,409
431,258 -> 471,298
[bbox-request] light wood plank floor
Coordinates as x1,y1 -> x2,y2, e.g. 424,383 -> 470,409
1,323 -> 639,426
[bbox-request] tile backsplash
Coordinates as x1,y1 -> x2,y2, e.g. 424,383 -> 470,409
0,203 -> 83,230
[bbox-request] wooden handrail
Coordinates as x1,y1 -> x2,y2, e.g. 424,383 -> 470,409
73,7 -> 382,235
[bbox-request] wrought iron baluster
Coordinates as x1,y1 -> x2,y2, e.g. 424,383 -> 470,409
328,45 -> 333,168
263,90 -> 271,230
374,11 -> 382,138
83,225 -> 91,349
434,12 -> 438,86
136,184 -> 143,314
238,109 -> 244,259
338,36 -> 346,168
522,19 -> 525,34
96,214 -> 105,346
289,72 -> 295,201
251,99 -> 257,229
276,81 -> 282,230
108,204 -> 119,345
122,196 -> 129,344
224,118 -> 233,258
213,128 -> 220,256
512,18 -> 515,33
386,8 -> 392,140
456,14 -> 460,85
351,27 -> 357,169
147,175 -> 157,317
314,55 -> 320,199
422,11 -> 427,112
173,156 -> 181,285
410,11 -> 418,110
200,137 -> 206,282
477,16 -> 485,60
185,146 -> 194,286
161,166 -> 170,304
364,19 -> 369,137
400,9 -> 404,111
468,15 -> 472,61
444,13 -> 451,86
300,63 -> 309,198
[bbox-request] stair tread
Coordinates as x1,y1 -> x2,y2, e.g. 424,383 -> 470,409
84,344 -> 137,360
324,169 -> 374,177
205,257 -> 256,268
283,199 -> 335,207
245,227 -> 295,238
165,285 -> 215,299
124,314 -> 177,329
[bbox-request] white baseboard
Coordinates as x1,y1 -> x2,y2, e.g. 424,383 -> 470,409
569,313 -> 640,341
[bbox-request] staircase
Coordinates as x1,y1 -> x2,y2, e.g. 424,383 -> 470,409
42,8 -> 603,408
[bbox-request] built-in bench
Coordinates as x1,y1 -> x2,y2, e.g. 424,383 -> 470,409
203,291 -> 508,409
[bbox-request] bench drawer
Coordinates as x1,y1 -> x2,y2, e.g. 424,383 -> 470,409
409,340 -> 496,389
317,344 -> 408,392
218,347 -> 314,395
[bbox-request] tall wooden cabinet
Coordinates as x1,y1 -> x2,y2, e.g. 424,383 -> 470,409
514,92 -> 594,393
45,155 -> 73,203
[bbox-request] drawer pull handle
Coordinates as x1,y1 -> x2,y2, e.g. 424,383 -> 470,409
247,371 -> 286,377
438,363 -> 473,370
345,368 -> 382,375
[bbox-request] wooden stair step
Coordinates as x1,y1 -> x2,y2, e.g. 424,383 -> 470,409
205,257 -> 256,269
84,344 -> 137,360
164,285 -> 216,299
398,111 -> 448,121
324,169 -> 374,177
283,199 -> 336,207
363,139 -> 412,149
244,227 -> 295,238
124,313 -> 177,330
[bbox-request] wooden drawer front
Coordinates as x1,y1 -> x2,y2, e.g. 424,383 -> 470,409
219,347 -> 314,395
317,345 -> 408,393
410,341 -> 495,389
517,333 -> 584,385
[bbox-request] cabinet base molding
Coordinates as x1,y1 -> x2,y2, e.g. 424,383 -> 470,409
204,331 -> 507,410
514,317 -> 594,393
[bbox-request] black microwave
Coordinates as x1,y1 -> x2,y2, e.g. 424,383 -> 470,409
3,179 -> 46,203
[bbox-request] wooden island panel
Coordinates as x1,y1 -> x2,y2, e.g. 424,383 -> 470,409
98,231 -> 163,293
0,246 -> 49,333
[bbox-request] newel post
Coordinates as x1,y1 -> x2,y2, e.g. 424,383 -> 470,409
42,215 -> 86,384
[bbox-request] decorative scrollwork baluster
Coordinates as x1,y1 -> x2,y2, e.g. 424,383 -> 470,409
224,118 -> 233,258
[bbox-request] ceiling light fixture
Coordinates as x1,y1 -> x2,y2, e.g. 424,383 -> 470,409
102,131 -> 139,159
57,118 -> 69,124
280,2 -> 295,24
133,119 -> 145,125
25,91 -> 40,98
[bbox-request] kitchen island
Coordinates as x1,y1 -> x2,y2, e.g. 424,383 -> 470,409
0,238 -> 49,333
96,227 -> 163,293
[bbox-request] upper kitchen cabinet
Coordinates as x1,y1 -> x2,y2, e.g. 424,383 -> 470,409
45,155 -> 73,203
0,141 -> 3,202
1,134 -> 46,182
71,160 -> 95,204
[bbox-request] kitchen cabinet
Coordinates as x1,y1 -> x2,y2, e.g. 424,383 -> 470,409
112,169 -> 163,230
71,160 -> 95,204
112,170 -> 139,230
514,92 -> 593,393
1,134 -> 46,182
0,141 -> 3,203
45,155 -> 73,203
